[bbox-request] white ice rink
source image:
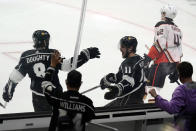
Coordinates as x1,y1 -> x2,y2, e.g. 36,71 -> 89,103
0,0 -> 196,114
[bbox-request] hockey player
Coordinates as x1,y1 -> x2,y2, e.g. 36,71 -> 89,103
100,36 -> 146,106
42,51 -> 95,131
2,30 -> 100,112
144,4 -> 183,102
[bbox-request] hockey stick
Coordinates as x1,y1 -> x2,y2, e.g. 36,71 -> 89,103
144,44 -> 161,61
176,80 -> 180,85
81,85 -> 100,94
0,101 -> 7,108
72,0 -> 88,70
145,44 -> 150,50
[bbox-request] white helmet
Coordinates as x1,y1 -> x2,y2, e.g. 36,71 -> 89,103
160,4 -> 177,19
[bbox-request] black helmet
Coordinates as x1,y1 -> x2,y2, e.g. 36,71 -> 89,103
32,30 -> 50,49
119,36 -> 138,53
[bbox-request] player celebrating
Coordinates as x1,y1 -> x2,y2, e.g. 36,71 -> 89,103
144,4 -> 183,102
100,36 -> 146,107
2,30 -> 100,112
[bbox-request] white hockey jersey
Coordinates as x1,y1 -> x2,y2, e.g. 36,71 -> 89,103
153,19 -> 183,62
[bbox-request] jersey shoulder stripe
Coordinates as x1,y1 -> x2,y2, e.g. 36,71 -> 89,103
155,21 -> 166,27
20,49 -> 55,59
155,20 -> 176,27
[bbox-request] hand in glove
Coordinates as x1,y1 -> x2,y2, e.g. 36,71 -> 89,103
3,80 -> 17,102
100,73 -> 116,89
82,47 -> 100,60
100,78 -> 107,89
42,81 -> 56,93
87,47 -> 100,59
143,53 -> 152,68
104,85 -> 120,100
168,71 -> 178,83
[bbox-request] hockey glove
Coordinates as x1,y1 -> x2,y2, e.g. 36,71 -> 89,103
104,85 -> 120,100
168,71 -> 178,83
42,81 -> 56,93
143,53 -> 152,68
82,47 -> 100,60
3,79 -> 17,102
143,54 -> 152,78
45,67 -> 55,81
100,73 -> 116,89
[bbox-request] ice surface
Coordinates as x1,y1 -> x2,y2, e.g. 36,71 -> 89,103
0,0 -> 196,114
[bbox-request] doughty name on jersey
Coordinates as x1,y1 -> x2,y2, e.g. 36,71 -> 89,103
26,54 -> 50,63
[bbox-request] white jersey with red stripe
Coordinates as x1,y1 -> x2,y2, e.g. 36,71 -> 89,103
153,19 -> 183,62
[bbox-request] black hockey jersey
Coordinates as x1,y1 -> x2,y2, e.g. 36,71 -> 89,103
14,49 -> 89,96
106,55 -> 146,106
44,88 -> 95,131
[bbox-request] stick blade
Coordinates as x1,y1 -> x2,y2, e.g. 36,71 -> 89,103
0,102 -> 6,108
